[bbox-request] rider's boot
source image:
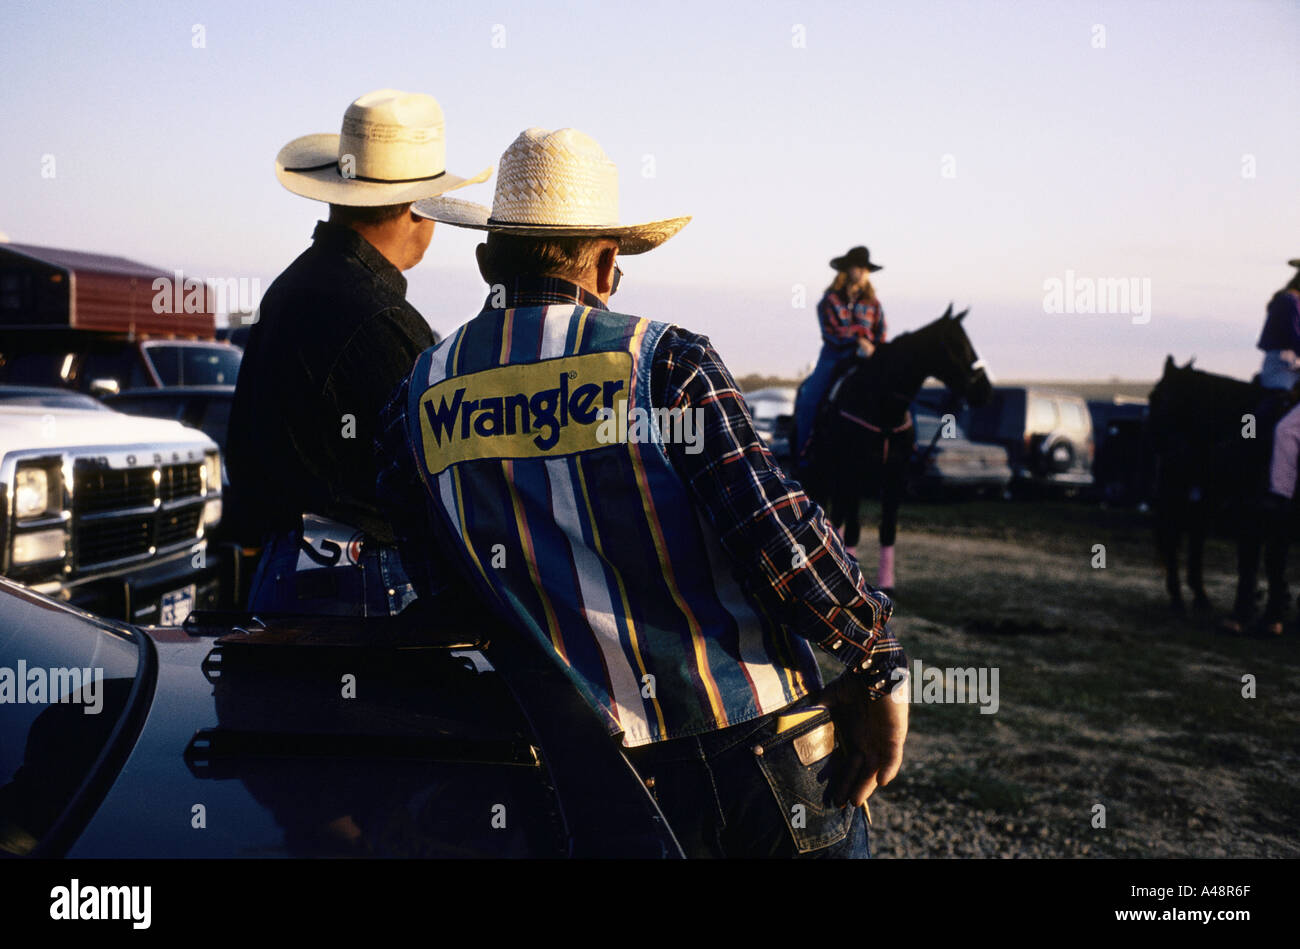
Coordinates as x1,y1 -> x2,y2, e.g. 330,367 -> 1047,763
877,545 -> 895,595
1262,494 -> 1291,636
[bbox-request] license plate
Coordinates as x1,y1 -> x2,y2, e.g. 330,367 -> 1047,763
160,584 -> 196,626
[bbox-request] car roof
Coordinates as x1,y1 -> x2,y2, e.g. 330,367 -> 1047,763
110,386 -> 236,398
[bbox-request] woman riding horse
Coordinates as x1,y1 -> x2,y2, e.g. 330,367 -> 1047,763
1257,259 -> 1300,504
1224,257 -> 1300,634
793,245 -> 887,477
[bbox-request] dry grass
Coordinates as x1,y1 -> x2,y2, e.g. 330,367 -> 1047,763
839,499 -> 1300,858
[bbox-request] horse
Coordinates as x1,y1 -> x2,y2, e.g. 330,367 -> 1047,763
796,304 -> 993,594
1146,355 -> 1294,633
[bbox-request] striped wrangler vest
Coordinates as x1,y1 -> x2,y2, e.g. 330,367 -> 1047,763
405,302 -> 821,746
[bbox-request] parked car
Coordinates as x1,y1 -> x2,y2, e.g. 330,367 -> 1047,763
1087,397 -> 1152,505
744,386 -> 797,461
0,579 -> 683,858
907,410 -> 1013,499
931,386 -> 1095,494
0,329 -> 241,396
0,386 -> 234,624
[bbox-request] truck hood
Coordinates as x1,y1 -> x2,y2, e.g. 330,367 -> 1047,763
0,404 -> 214,452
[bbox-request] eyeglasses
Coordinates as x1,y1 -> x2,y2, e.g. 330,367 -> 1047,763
611,264 -> 622,296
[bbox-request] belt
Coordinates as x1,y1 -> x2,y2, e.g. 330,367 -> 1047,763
293,512 -> 370,572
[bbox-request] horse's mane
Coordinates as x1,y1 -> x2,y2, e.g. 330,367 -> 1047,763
830,313 -> 956,418
1153,364 -> 1263,451
1158,365 -> 1259,412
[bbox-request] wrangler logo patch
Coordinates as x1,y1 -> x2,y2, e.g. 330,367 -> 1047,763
418,352 -> 632,474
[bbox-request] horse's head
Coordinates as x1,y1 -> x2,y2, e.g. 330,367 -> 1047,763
1147,355 -> 1198,442
926,304 -> 993,407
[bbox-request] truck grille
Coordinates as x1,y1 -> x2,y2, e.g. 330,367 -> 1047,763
78,517 -> 153,566
76,466 -> 157,514
157,507 -> 203,548
161,464 -> 203,500
72,460 -> 206,570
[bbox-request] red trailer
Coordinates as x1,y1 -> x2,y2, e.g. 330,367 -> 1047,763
0,240 -> 216,337
0,242 -> 241,393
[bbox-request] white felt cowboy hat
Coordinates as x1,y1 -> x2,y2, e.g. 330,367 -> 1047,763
412,127 -> 690,254
275,89 -> 491,206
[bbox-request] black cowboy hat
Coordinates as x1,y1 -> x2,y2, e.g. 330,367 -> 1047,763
830,246 -> 883,273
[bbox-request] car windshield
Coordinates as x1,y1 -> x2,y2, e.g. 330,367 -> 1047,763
0,387 -> 106,410
0,352 -> 72,387
749,401 -> 788,422
745,389 -> 796,422
0,586 -> 148,855
144,345 -> 241,386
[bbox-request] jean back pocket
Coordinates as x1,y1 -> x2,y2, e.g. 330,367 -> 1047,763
751,707 -> 856,854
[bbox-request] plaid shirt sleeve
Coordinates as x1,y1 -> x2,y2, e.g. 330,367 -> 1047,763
651,326 -> 906,697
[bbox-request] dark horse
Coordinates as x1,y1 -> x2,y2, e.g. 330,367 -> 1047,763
796,304 -> 993,593
1147,355 -> 1294,633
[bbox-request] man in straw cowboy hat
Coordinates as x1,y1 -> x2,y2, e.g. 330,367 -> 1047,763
228,89 -> 489,616
374,127 -> 909,857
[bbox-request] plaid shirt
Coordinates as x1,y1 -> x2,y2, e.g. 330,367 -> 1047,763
376,277 -> 905,710
818,290 -> 886,352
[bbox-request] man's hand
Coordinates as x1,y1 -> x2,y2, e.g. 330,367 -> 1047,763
823,672 -> 908,808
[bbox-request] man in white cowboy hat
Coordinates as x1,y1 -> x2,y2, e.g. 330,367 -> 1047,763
374,127 -> 909,858
227,89 -> 489,616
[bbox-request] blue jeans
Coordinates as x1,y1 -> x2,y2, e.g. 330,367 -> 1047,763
623,703 -> 870,859
794,345 -> 852,467
247,517 -> 417,617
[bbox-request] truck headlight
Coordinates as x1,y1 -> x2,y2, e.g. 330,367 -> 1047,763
203,452 -> 221,496
15,465 -> 58,519
12,528 -> 66,564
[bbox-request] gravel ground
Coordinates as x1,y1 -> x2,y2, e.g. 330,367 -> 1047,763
843,505 -> 1300,859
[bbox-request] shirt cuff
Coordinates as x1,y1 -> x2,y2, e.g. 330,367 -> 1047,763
754,508 -> 894,667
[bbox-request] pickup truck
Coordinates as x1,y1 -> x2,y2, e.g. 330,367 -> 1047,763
0,386 -> 229,625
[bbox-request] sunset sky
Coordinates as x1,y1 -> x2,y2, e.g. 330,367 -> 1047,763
2,0 -> 1296,381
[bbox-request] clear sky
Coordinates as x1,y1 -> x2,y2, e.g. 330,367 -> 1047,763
2,0 -> 1296,382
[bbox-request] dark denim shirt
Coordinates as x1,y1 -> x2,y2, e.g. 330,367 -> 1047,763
227,220 -> 436,545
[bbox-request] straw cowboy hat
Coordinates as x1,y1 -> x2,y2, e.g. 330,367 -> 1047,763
413,127 -> 690,254
830,246 -> 883,273
275,89 -> 491,206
